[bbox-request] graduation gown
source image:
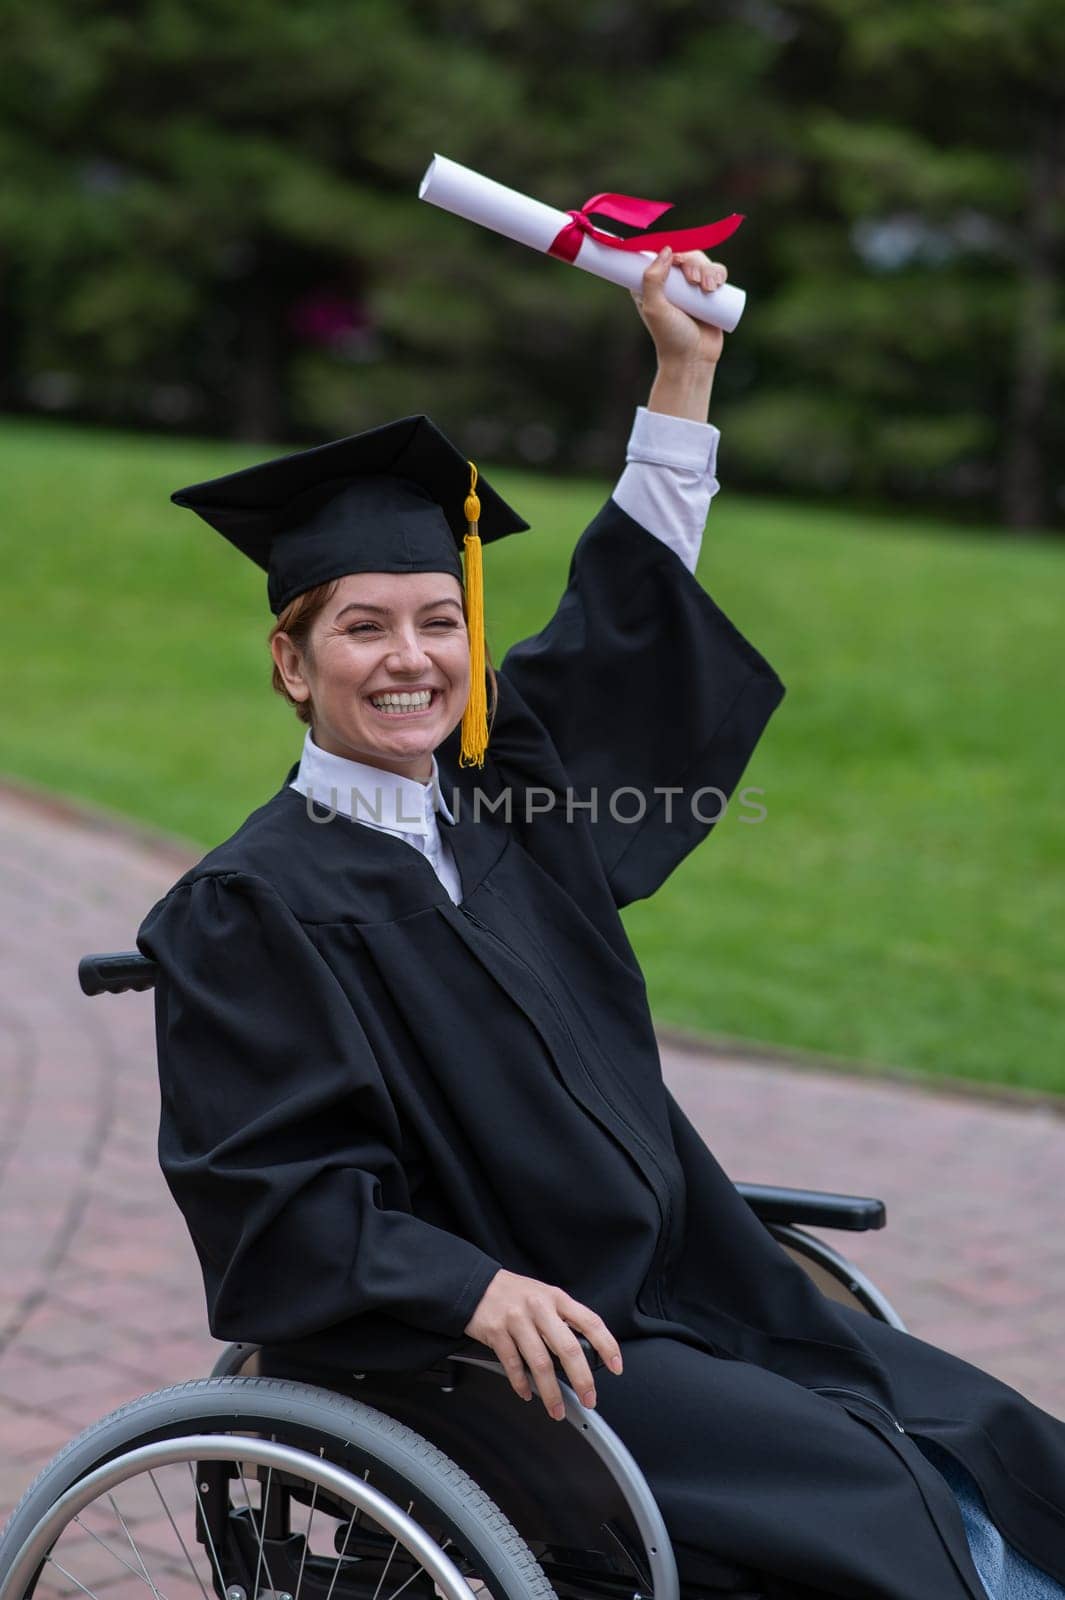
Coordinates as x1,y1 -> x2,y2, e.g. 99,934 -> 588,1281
138,499 -> 1065,1598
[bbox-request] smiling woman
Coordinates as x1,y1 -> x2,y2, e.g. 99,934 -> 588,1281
269,576 -> 490,784
172,406 -> 527,770
133,247 -> 1065,1598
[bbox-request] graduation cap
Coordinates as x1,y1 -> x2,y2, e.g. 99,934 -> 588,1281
170,414 -> 529,768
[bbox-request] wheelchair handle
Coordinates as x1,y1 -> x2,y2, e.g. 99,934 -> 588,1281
78,951 -> 158,996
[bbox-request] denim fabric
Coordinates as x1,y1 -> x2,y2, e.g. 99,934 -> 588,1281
914,1437 -> 1065,1599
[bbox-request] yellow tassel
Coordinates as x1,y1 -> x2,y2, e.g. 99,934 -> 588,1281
459,461 -> 488,768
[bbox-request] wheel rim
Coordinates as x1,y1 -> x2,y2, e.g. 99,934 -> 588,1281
1,1436 -> 479,1600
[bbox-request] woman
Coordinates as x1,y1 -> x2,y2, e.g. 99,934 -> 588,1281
138,248 -> 1065,1599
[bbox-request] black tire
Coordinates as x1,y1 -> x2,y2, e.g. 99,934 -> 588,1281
0,1376 -> 556,1600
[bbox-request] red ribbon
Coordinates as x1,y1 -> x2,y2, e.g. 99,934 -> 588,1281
547,192 -> 745,264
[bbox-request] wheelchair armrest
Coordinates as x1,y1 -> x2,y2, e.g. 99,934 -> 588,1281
454,1331 -> 605,1376
734,1181 -> 886,1232
573,1332 -> 604,1372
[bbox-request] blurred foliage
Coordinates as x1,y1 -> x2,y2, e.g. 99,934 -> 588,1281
1,0 -> 1062,528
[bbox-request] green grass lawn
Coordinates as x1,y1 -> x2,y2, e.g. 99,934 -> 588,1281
4,416 -> 1063,1093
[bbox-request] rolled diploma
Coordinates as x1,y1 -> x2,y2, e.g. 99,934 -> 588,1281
419,154 -> 746,334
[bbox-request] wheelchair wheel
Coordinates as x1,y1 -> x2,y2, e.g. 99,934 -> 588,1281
0,1377 -> 556,1600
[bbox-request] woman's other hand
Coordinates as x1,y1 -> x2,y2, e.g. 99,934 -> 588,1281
631,246 -> 726,368
464,1269 -> 624,1418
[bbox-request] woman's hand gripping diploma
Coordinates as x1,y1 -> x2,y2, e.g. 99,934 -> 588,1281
631,246 -> 727,422
465,1269 -> 624,1419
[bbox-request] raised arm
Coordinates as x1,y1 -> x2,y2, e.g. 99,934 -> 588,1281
498,248 -> 785,908
609,245 -> 725,573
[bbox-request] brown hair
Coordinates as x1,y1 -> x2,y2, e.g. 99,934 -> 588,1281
269,580 -> 340,725
267,578 -> 499,732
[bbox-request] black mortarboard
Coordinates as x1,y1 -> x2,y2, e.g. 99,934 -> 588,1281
170,413 -> 529,767
169,413 -> 529,616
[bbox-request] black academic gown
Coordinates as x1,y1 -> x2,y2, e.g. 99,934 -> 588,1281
138,499 -> 1065,1598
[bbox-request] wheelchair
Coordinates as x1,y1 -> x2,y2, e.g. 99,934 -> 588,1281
0,950 -> 908,1600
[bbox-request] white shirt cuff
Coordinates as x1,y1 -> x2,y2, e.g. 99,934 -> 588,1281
612,405 -> 721,574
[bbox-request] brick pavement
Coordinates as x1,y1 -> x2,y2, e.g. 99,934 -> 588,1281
2,780 -> 1064,1526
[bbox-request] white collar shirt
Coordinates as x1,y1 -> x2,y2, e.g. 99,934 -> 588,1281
289,728 -> 463,905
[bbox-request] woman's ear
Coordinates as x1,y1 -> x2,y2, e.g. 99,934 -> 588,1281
270,630 -> 313,707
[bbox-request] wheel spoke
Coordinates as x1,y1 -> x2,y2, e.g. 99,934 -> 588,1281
250,1465 -> 273,1600
321,1501 -> 360,1600
236,1463 -> 279,1600
384,1536 -> 454,1600
187,1460 -> 230,1600
602,1519 -> 649,1586
149,1468 -> 211,1600
63,1504 -> 167,1593
369,1501 -> 414,1600
107,1490 -> 169,1600
43,1554 -> 105,1600
69,1511 -> 164,1590
293,1472 -> 320,1600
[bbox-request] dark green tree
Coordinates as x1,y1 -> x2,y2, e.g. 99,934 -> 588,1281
1,0 -> 1060,527
743,0 -> 1064,529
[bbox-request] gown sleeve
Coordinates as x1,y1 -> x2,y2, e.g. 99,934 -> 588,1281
497,495 -> 786,908
136,870 -> 502,1359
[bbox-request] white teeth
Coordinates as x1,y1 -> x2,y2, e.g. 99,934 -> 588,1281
370,690 -> 433,712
